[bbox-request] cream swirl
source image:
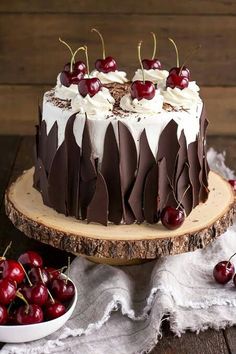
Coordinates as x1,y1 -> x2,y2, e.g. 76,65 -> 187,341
90,70 -> 128,84
71,87 -> 115,115
54,73 -> 78,100
120,89 -> 163,114
132,69 -> 169,89
162,81 -> 201,109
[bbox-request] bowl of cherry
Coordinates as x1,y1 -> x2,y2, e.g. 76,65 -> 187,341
0,247 -> 77,343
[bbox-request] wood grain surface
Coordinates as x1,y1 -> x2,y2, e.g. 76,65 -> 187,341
0,134 -> 236,352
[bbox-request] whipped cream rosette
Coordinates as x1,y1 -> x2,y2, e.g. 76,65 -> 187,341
163,81 -> 201,110
54,73 -> 79,100
120,88 -> 163,114
90,69 -> 128,84
132,69 -> 169,89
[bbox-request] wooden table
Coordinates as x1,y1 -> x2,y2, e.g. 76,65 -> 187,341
0,134 -> 236,354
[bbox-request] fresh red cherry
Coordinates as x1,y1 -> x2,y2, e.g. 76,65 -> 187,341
169,66 -> 190,79
7,309 -> 17,325
228,180 -> 236,192
74,60 -> 87,74
21,283 -> 48,307
46,267 -> 61,281
28,267 -> 50,286
44,299 -> 66,320
1,260 -> 25,284
16,304 -> 43,325
95,56 -> 117,73
213,261 -> 235,284
142,59 -> 162,70
0,278 -> 16,305
0,304 -> 8,324
166,73 -> 189,90
51,277 -> 75,302
78,78 -> 102,97
131,80 -> 155,101
161,206 -> 185,230
18,251 -> 43,269
60,70 -> 84,87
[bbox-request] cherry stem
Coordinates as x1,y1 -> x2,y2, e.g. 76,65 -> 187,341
19,262 -> 33,287
83,45 -> 90,77
226,252 -> 236,268
91,28 -> 106,60
168,38 -> 179,68
176,184 -> 191,210
179,44 -> 201,75
2,241 -> 12,258
70,46 -> 85,73
16,290 -> 29,313
47,288 -> 55,304
151,32 -> 157,60
138,41 -> 145,83
59,37 -> 75,68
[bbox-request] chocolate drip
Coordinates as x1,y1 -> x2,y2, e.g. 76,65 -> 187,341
101,123 -> 123,224
48,141 -> 68,215
87,171 -> 109,226
79,118 -> 97,219
118,122 -> 137,224
143,164 -> 158,223
188,141 -> 201,207
129,130 -> 156,223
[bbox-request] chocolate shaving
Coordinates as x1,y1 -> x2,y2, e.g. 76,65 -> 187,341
87,171 -> 109,226
101,123 -> 123,224
129,130 -> 156,223
143,163 -> 158,223
118,121 -> 137,224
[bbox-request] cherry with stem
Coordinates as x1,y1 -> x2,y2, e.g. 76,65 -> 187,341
213,252 -> 236,284
142,32 -> 162,70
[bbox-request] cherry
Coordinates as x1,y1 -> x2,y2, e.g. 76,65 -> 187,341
78,77 -> 102,98
18,251 -> 43,269
0,278 -> 16,305
169,66 -> 190,79
142,32 -> 162,70
166,74 -> 189,90
228,180 -> 236,192
131,81 -> 155,101
28,267 -> 50,286
213,261 -> 235,284
51,277 -> 75,302
16,304 -> 43,325
74,60 -> 87,74
46,267 -> 62,281
1,260 -> 25,284
44,299 -> 66,320
7,309 -> 17,325
0,304 -> 8,324
60,70 -> 84,87
161,206 -> 185,230
92,28 -> 117,73
21,283 -> 48,307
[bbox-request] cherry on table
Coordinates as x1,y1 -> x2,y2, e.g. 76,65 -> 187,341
51,277 -> 75,302
0,278 -> 17,305
44,299 -> 66,320
1,259 -> 25,284
18,251 -> 43,269
28,267 -> 50,286
213,260 -> 235,284
16,304 -> 44,325
78,78 -> 102,97
21,283 -> 48,307
0,304 -> 8,324
131,80 -> 155,101
161,206 -> 185,230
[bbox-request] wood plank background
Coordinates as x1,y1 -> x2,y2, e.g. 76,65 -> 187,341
0,1 -> 235,135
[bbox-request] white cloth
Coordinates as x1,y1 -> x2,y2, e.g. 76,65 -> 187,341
2,148 -> 236,354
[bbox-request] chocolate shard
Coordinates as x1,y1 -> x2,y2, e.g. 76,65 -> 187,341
64,114 -> 80,217
48,141 -> 68,215
38,104 -> 42,124
37,158 -> 50,206
79,118 -> 97,219
44,121 -> 58,175
158,157 -> 176,212
175,130 -> 188,189
35,124 -> 39,159
129,129 -> 156,223
87,171 -> 109,226
33,158 -> 40,191
176,162 -> 193,216
157,119 -> 179,183
118,121 -> 137,224
38,120 -> 47,164
101,123 -> 123,224
143,163 -> 158,223
188,141 -> 201,207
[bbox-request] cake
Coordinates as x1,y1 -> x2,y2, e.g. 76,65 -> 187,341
33,34 -> 209,226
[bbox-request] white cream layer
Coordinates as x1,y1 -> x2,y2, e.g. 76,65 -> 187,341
90,70 -> 128,84
43,90 -> 203,162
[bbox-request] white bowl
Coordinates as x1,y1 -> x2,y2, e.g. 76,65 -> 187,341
0,277 -> 77,343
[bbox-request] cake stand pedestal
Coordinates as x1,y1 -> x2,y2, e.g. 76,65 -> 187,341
5,168 -> 236,265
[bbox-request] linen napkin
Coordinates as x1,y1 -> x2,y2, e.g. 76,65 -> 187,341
2,148 -> 236,354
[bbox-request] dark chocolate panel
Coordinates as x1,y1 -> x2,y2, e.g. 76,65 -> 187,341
143,163 -> 158,223
176,162 -> 193,216
188,141 -> 201,207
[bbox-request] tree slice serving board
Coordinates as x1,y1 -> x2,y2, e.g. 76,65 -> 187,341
5,168 -> 236,265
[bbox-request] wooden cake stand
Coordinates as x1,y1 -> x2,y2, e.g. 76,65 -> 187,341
5,168 -> 236,265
